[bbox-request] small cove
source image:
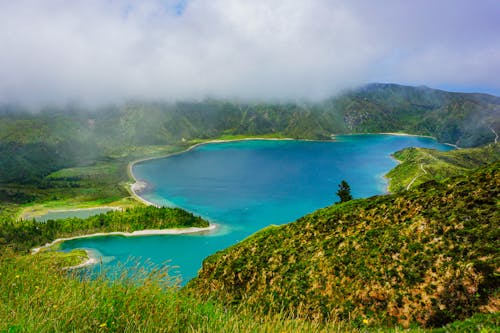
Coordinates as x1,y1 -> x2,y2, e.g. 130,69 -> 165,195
60,135 -> 454,283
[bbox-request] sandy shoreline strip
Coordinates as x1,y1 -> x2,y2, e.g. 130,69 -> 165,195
346,132 -> 460,149
32,224 -> 217,255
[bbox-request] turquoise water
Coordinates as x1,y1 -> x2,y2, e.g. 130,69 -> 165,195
35,208 -> 115,222
61,135 -> 453,283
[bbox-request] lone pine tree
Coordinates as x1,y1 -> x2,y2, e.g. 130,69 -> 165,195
336,180 -> 353,203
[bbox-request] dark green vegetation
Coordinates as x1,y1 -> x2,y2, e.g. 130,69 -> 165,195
387,143 -> 500,192
188,162 -> 499,328
0,206 -> 208,253
0,143 -> 190,220
336,180 -> 353,203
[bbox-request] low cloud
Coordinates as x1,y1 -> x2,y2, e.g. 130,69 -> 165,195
0,0 -> 499,107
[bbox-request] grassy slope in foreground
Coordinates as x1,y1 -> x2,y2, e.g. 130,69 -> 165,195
188,162 -> 500,328
1,248 -> 411,333
386,143 -> 500,192
1,238 -> 498,332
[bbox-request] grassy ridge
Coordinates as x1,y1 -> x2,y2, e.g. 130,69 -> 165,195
0,206 -> 209,253
2,248 -> 498,332
387,143 -> 500,192
1,250 -> 361,333
188,162 -> 500,328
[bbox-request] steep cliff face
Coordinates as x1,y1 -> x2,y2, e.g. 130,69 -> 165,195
188,162 -> 500,328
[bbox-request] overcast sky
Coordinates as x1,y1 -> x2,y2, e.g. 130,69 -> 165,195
0,0 -> 499,106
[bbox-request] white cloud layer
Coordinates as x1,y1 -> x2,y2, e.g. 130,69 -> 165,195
0,0 -> 499,106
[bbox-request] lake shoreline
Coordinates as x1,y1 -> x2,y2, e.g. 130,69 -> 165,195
344,132 -> 460,149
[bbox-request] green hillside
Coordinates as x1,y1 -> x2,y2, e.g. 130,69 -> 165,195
0,250 -> 385,333
188,162 -> 500,328
387,143 -> 500,192
331,84 -> 499,147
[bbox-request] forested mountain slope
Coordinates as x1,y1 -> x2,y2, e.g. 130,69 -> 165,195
1,84 -> 499,184
187,162 -> 500,328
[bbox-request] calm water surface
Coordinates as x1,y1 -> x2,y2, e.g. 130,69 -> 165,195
61,135 -> 453,283
35,208 -> 115,222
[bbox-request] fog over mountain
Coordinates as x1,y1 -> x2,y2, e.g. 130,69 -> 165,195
0,0 -> 499,107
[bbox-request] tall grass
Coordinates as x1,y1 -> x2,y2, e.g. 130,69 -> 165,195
0,250 -> 358,332
1,242 -> 497,332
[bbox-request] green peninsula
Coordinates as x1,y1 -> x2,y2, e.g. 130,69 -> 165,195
1,206 -> 209,253
387,143 -> 500,192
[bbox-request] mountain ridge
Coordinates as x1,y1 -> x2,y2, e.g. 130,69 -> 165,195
1,83 -> 499,184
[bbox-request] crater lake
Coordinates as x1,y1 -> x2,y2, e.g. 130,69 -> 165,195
61,134 -> 454,283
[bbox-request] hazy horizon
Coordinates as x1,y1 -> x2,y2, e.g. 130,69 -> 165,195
1,1 -> 499,108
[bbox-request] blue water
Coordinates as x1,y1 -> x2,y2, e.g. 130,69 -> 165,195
61,135 -> 453,283
35,208 -> 115,222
